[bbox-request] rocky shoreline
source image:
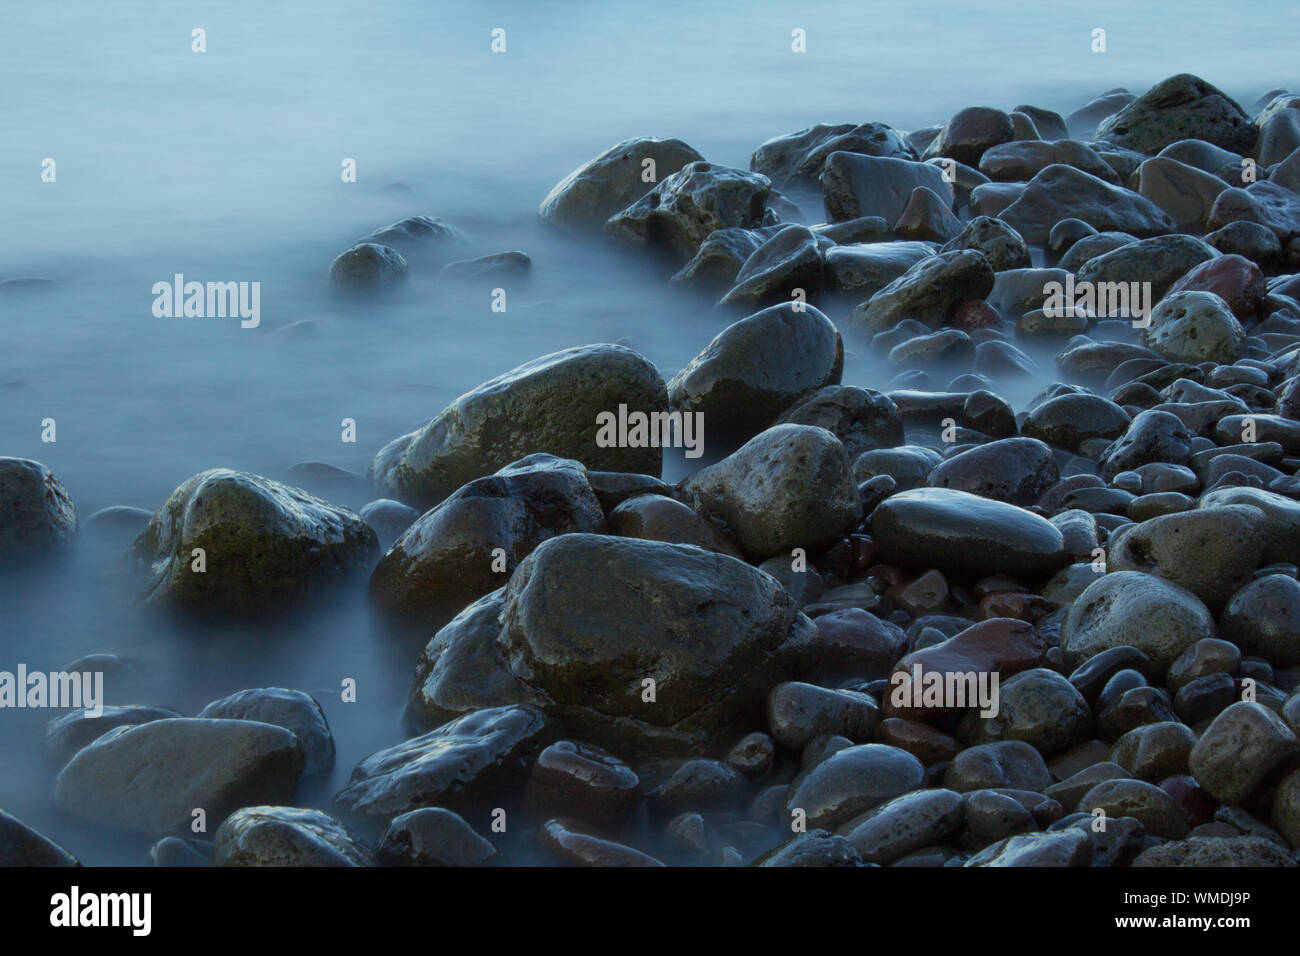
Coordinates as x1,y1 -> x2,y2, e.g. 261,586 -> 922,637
5,72 -> 1300,867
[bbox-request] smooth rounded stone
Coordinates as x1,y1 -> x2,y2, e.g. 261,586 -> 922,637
785,744 -> 924,831
813,216 -> 892,245
975,340 -> 1040,380
608,494 -> 740,557
280,461 -> 369,506
1080,237 -> 1219,307
1057,232 -> 1139,274
1167,638 -> 1242,694
1130,463 -> 1198,496
326,242 -> 408,291
1167,254 -> 1265,322
1061,570 -> 1215,671
720,225 -> 824,307
1056,339 -> 1162,382
1189,701 -> 1300,804
80,505 -> 151,550
668,302 -> 842,443
1048,217 -> 1099,257
923,107 -> 1014,167
335,705 -> 553,824
1259,110 -> 1300,167
1222,574 -> 1300,667
1214,414 -> 1300,454
820,152 -> 953,225
1136,157 -> 1229,232
1110,722 -> 1196,782
1061,813 -> 1147,868
964,828 -> 1091,866
849,250 -> 995,333
1136,834 -> 1296,867
437,251 -> 530,281
360,215 -> 467,255
775,385 -> 903,459
1075,778 -> 1189,839
358,498 -> 420,550
376,807 -> 498,866
149,837 -> 212,867
810,608 -> 909,682
197,688 -> 335,776
959,668 -> 1091,756
836,788 -> 964,864
1045,762 -> 1133,809
823,241 -> 934,297
969,182 -> 1025,218
1049,739 -> 1117,780
1022,394 -> 1129,451
1095,74 -> 1256,155
53,718 -> 305,837
370,344 -> 667,509
801,734 -> 855,772
1271,767 -> 1300,848
1173,672 -> 1236,725
44,704 -> 183,760
678,424 -> 859,561
962,390 -> 1017,438
853,445 -> 941,491
1012,105 -> 1068,141
758,555 -> 824,609
894,186 -> 962,242
1066,90 -> 1135,138
524,741 -> 642,826
586,471 -> 671,513
0,457 -> 77,562
871,487 -> 1068,577
606,161 -> 770,262
752,122 -> 914,188
497,535 -> 817,757
1158,137 -> 1243,176
1098,410 -> 1193,479
120,468 -> 377,616
940,216 -> 1030,272
0,810 -> 79,866
766,682 -> 880,751
726,732 -> 776,776
538,137 -> 704,229
1198,486 -> 1300,565
538,818 -> 664,867
647,759 -> 744,815
944,740 -> 1053,793
1068,647 -> 1155,703
1097,685 -> 1178,741
983,266 -> 1066,321
370,454 -> 604,621
888,328 -> 973,369
875,717 -> 958,764
672,226 -> 783,288
1042,563 -> 1103,606
756,829 -> 862,867
997,165 -> 1176,245
962,789 -> 1037,846
212,806 -> 372,867
1061,486 -> 1134,516
1126,491 -> 1192,521
979,139 -> 1120,185
1142,291 -> 1246,365
1206,220 -> 1283,266
1106,505 -> 1267,613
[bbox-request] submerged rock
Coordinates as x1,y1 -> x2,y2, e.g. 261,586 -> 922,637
198,688 -> 336,776
0,457 -> 76,562
326,243 -> 408,291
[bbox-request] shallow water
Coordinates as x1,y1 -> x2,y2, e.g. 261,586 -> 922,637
0,1 -> 1291,863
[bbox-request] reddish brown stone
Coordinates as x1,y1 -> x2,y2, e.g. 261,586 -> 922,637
978,591 -> 1054,622
951,299 -> 1002,333
811,607 -> 909,682
889,569 -> 950,617
1160,773 -> 1218,828
1165,253 -> 1265,320
875,717 -> 958,764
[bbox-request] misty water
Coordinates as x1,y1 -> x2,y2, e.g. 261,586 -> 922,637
1,1 -> 1291,863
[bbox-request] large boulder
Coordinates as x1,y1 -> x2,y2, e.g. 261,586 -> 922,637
0,457 -> 76,562
121,470 -> 377,616
998,165 -> 1176,244
368,344 -> 667,509
820,152 -> 953,225
1094,74 -> 1257,155
539,137 -> 705,229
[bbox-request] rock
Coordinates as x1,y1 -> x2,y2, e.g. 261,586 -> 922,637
774,386 -> 903,459
496,535 -> 818,757
757,830 -> 861,867
1209,182 -> 1300,242
1133,835 -> 1296,866
44,705 -> 182,761
1067,90 -> 1136,139
1137,157 -> 1229,232
1206,221 -> 1282,266
926,437 -> 1060,506
1076,779 -> 1190,839
678,424 -> 859,561
667,302 -> 842,443
335,705 -> 554,824
1022,394 -> 1129,450
766,682 -> 880,751
1198,486 -> 1300,565
979,140 -> 1120,184
1096,74 -> 1256,154
606,162 -> 770,262
1271,767 -> 1300,849
837,788 -> 965,863
1062,571 -> 1216,671
647,759 -> 744,815
893,187 -> 962,242
784,744 -> 925,830
850,250 -> 996,332
370,455 -> 605,621
439,251 -> 530,280
810,609 -> 909,682
1047,763 -> 1133,808
79,505 -> 149,550
960,667 -> 1091,756
361,215 -> 467,253
0,810 -> 79,866
0,458 -> 76,562
940,216 -> 1031,271
751,122 -> 914,188
925,107 -> 1015,167
376,807 -> 498,866
326,243 -> 408,291
1188,701 -> 1300,804
726,732 -> 776,777
820,152 -> 952,225
1222,575 -> 1300,668
1098,410 -> 1193,479
888,329 -> 974,369
854,445 -> 942,491
523,740 -> 640,826
213,807 -> 372,866
121,470 -> 377,616
672,226 -> 782,288
1076,235 -> 1219,306
53,718 -> 305,836
1165,254 -> 1266,321
944,740 -> 1053,793
871,487 -> 1068,576
358,498 -> 420,550
369,344 -> 667,509
1107,505 -> 1267,612
197,688 -> 335,776
964,829 -> 1091,866
608,493 -> 740,556
823,241 -> 934,297
539,137 -> 704,229
1110,722 -> 1196,781
998,165 -> 1176,244
1143,291 -> 1245,364
538,818 -> 664,866
1058,231 -> 1141,273
720,226 -> 824,307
